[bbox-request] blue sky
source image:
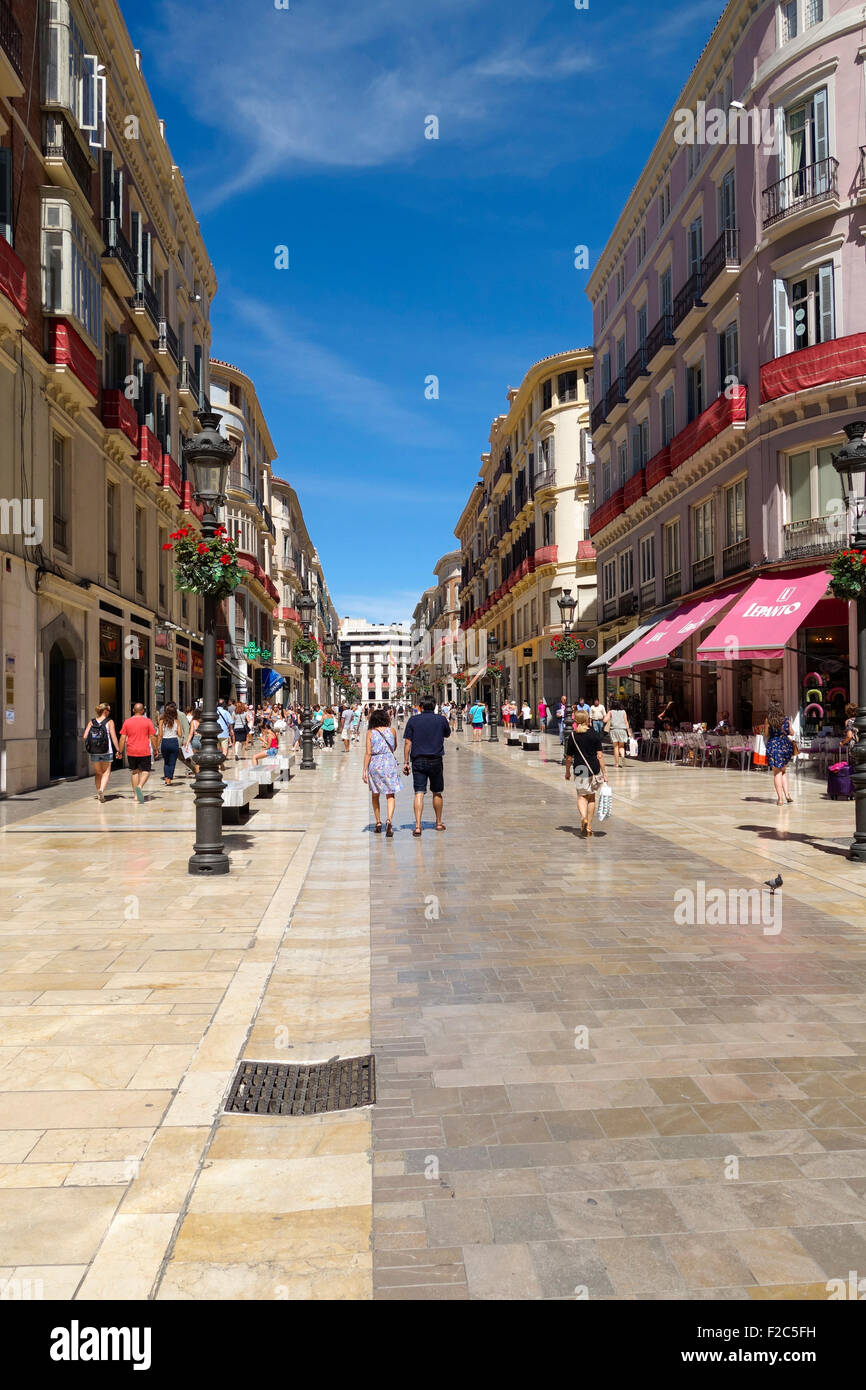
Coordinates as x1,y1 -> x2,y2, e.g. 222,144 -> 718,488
126,0 -> 723,621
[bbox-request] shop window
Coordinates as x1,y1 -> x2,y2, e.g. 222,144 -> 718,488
787,446 -> 843,523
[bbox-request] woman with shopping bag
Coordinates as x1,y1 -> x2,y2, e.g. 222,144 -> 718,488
605,700 -> 632,769
564,710 -> 608,836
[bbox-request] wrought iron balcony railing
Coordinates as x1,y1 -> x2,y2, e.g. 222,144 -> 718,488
762,157 -> 839,228
101,218 -> 137,285
0,0 -> 23,79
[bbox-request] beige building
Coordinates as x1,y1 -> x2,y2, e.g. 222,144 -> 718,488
456,349 -> 597,713
410,551 -> 462,702
270,479 -> 339,705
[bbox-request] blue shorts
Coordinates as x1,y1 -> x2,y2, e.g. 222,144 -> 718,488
411,756 -> 444,794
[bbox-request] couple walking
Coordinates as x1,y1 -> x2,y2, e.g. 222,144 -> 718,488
362,697 -> 450,836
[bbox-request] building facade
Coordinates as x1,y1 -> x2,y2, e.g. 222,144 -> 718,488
587,0 -> 865,733
456,349 -> 597,712
410,551 -> 462,702
339,618 -> 411,705
0,0 -> 216,794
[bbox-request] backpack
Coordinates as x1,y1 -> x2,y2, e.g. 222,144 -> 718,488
86,719 -> 110,756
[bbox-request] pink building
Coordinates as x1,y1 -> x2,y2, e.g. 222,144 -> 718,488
586,0 -> 865,735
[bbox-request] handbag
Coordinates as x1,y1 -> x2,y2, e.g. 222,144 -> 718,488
570,734 -> 604,792
598,782 -> 613,821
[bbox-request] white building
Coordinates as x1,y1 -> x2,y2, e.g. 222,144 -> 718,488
339,618 -> 411,705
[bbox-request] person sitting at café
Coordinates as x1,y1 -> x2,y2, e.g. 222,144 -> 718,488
713,710 -> 731,733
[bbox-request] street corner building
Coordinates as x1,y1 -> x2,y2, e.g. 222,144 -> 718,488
0,0 -> 336,796
454,348 -> 599,711
585,0 -> 865,733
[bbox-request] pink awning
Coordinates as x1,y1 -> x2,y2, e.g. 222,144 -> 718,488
696,568 -> 831,661
609,588 -> 744,674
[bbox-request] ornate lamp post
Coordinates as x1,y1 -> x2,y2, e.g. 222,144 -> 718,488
831,421 -> 866,862
487,632 -> 500,742
455,673 -> 466,733
298,587 -> 317,770
557,588 -> 577,766
184,409 -> 236,876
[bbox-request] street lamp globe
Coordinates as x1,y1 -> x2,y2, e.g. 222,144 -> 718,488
831,422 -> 866,545
185,409 -> 235,509
297,588 -> 316,633
558,588 -> 577,633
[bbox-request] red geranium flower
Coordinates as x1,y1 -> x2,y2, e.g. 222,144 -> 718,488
219,554 -> 232,566
197,542 -> 209,555
162,542 -> 173,550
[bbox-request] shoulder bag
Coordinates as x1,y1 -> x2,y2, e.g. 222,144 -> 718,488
569,734 -> 604,793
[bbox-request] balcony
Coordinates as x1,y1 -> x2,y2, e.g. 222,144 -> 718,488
101,388 -> 138,447
277,607 -> 301,625
0,235 -> 27,320
101,218 -> 138,293
664,571 -> 682,603
624,344 -> 649,393
604,374 -> 626,418
602,598 -> 617,622
42,112 -> 95,199
672,269 -> 705,331
762,157 -> 839,229
533,544 -> 558,569
229,468 -> 255,497
492,457 -> 512,495
162,454 -> 182,499
860,147 -> 866,193
533,467 -> 556,493
669,386 -> 746,471
618,592 -> 638,618
262,505 -> 276,540
588,486 -> 626,537
137,424 -> 163,479
722,537 -> 750,576
157,320 -> 179,367
645,445 -> 673,491
45,320 -> 99,402
760,332 -> 866,405
645,310 -> 675,366
700,227 -> 740,305
783,515 -> 845,560
640,580 -> 657,611
590,400 -> 606,433
692,555 -> 715,589
623,470 -> 646,508
133,274 -> 160,330
0,0 -> 23,98
179,357 -> 201,407
181,480 -> 205,522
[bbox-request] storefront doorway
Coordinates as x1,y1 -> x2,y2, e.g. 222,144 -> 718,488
129,633 -> 150,714
48,642 -> 78,779
98,620 -> 123,725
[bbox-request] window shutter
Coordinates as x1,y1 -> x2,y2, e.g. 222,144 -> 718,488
813,88 -> 828,165
773,278 -> 789,357
818,263 -> 835,343
0,148 -> 12,244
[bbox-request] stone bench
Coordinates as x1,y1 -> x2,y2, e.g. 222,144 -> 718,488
221,779 -> 257,823
506,734 -> 522,746
276,752 -> 297,782
244,764 -> 280,796
522,737 -> 541,752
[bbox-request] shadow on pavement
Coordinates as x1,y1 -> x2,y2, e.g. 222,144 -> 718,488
737,824 -> 850,857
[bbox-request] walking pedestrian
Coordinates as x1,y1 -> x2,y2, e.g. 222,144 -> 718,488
521,700 -> 532,731
351,703 -> 363,744
363,707 -> 402,837
468,697 -> 486,743
118,702 -> 158,803
537,695 -> 548,730
606,699 -> 631,768
82,702 -> 120,802
590,697 -> 607,736
403,696 -> 451,836
322,707 -> 337,748
157,702 -> 182,785
764,699 -> 795,805
232,701 -> 248,758
564,709 -> 608,836
216,700 -> 233,760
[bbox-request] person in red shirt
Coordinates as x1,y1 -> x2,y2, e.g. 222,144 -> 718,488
118,704 -> 158,803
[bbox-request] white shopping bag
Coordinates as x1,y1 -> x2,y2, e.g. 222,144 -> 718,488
627,736 -> 638,758
598,782 -> 613,821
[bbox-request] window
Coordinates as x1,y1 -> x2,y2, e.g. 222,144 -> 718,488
619,549 -> 634,593
0,148 -> 12,245
718,169 -> 736,234
774,263 -> 834,355
602,456 -> 611,501
787,447 -> 843,523
635,225 -> 646,264
631,421 -> 648,474
598,294 -> 608,329
637,304 -> 647,350
686,360 -> 704,422
617,441 -> 628,488
663,520 -> 680,577
542,378 -> 552,410
718,320 -> 739,392
640,535 -> 655,585
229,382 -> 242,408
693,498 -> 715,561
725,479 -> 748,548
658,181 -> 671,229
41,2 -> 105,146
135,506 -> 145,596
107,480 -> 118,581
601,351 -> 611,398
660,386 -> 675,446
780,88 -> 829,198
557,370 -> 577,403
542,510 -> 555,547
615,265 -> 625,299
807,0 -> 823,21
659,267 -> 672,318
41,196 -> 102,344
158,527 -> 168,610
687,217 -> 703,277
781,0 -> 797,40
52,432 -> 69,551
603,559 -> 616,601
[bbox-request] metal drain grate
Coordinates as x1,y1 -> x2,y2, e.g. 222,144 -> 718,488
224,1055 -> 376,1116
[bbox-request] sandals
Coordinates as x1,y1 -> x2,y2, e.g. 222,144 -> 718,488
436,824 -> 446,832
412,828 -> 422,837
374,823 -> 382,833
386,822 -> 393,838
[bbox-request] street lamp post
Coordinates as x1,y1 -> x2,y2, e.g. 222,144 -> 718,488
831,421 -> 866,862
558,588 -> 577,766
298,588 -> 317,771
487,632 -> 499,742
184,409 -> 236,877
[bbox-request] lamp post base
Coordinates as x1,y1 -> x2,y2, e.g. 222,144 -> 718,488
188,851 -> 231,876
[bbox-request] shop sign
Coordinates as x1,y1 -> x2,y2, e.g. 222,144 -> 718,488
191,651 -> 204,678
176,647 -> 189,672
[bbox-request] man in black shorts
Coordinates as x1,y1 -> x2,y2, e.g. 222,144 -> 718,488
403,696 -> 451,837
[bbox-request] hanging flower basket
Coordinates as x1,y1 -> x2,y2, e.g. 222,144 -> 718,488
551,635 -> 580,663
829,548 -> 866,600
166,525 -> 242,598
485,662 -> 504,680
293,635 -> 320,665
453,671 -> 468,687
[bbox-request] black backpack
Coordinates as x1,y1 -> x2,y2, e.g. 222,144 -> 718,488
86,719 -> 110,756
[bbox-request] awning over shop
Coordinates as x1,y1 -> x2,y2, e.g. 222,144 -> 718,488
219,658 -> 246,684
696,568 -> 831,661
609,589 -> 743,675
587,610 -> 675,672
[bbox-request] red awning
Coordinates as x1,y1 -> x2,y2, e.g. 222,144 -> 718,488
696,568 -> 831,661
609,588 -> 743,674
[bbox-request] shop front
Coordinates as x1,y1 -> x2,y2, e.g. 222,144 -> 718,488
191,645 -> 204,704
154,626 -> 174,712
176,641 -> 190,712
129,630 -> 150,715
98,618 -> 124,724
